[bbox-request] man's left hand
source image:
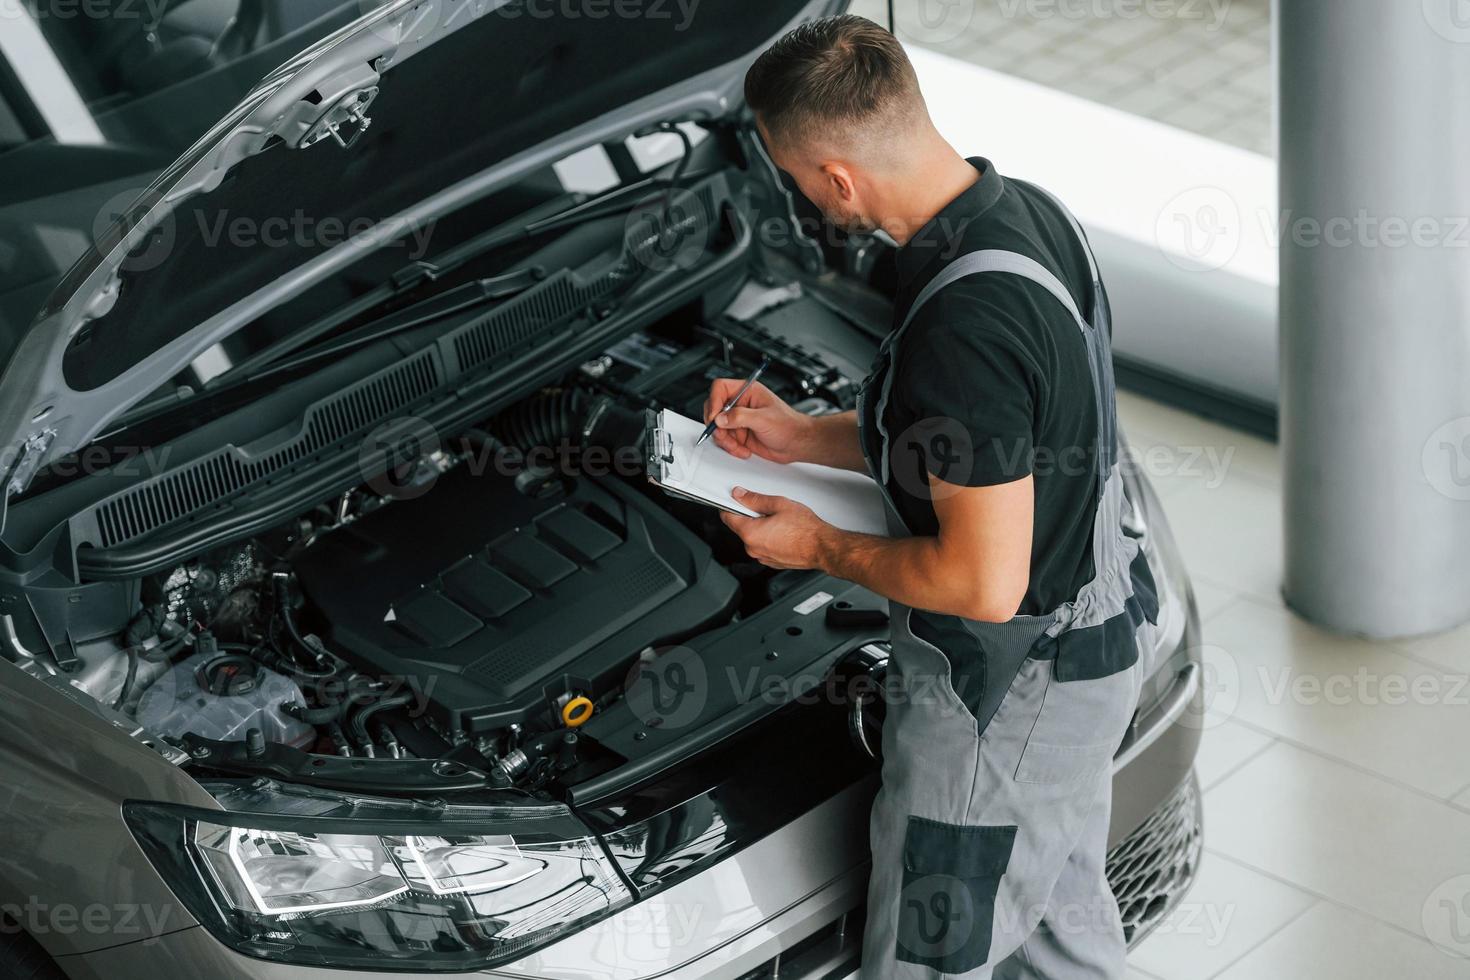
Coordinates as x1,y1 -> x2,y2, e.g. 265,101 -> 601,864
720,487 -> 834,570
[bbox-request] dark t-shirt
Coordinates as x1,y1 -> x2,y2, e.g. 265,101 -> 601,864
866,158 -> 1102,616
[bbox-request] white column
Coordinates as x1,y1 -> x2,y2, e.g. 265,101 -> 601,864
1279,0 -> 1470,636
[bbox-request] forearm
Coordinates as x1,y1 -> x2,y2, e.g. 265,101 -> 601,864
796,411 -> 868,472
816,527 -> 1019,623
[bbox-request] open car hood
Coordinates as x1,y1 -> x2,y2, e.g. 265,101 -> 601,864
0,0 -> 833,497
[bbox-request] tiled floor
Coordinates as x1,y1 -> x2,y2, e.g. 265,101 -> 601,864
1114,390 -> 1470,979
850,0 -> 1273,155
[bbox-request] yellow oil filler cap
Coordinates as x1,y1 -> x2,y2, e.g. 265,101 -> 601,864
561,696 -> 594,728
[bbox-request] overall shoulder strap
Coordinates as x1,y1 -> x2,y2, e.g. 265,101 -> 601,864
1022,180 -> 1100,286
899,249 -> 1090,337
870,218 -> 1109,516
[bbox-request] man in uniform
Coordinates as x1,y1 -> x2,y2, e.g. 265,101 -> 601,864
707,15 -> 1159,979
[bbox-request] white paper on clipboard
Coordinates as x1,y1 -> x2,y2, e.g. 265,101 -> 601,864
648,409 -> 889,535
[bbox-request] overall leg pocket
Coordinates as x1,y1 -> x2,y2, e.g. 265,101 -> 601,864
897,817 -> 1017,974
1015,665 -> 1138,785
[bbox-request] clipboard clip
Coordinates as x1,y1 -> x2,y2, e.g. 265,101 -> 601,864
652,428 -> 675,465
645,410 -> 675,476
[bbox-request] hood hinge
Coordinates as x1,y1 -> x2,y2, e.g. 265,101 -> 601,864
285,60 -> 383,150
5,429 -> 56,498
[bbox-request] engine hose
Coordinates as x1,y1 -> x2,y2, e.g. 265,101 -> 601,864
112,647 -> 140,711
492,389 -> 647,456
283,701 -> 347,725
231,640 -> 335,681
375,723 -> 403,759
270,574 -> 335,677
114,629 -> 190,711
328,723 -> 351,757
122,604 -> 166,648
493,388 -> 587,452
349,692 -> 415,748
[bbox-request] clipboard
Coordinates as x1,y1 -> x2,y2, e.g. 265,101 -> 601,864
647,411 -> 752,518
646,408 -> 889,534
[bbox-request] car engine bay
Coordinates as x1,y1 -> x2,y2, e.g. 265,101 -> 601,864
12,288 -> 894,800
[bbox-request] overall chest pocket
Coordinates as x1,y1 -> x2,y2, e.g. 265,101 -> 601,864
1014,660 -> 1139,785
897,817 -> 1017,974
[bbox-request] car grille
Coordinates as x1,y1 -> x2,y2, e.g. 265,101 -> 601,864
734,909 -> 862,980
1107,773 -> 1204,945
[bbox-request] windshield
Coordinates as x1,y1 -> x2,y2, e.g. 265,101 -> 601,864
0,0 -> 360,353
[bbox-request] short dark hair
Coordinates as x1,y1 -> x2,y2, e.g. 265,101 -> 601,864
744,15 -> 922,148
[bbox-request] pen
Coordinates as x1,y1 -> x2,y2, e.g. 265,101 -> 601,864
696,356 -> 770,447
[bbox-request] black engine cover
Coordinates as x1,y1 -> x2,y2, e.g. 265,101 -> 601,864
293,467 -> 738,735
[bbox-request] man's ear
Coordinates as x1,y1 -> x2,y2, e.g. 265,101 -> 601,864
819,161 -> 857,202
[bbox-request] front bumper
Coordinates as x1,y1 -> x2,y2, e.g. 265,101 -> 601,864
60,689 -> 1203,980
58,780 -> 873,980
58,578 -> 1205,980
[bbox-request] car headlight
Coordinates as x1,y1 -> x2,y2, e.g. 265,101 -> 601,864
125,781 -> 632,971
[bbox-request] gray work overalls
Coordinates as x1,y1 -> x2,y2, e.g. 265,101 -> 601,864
857,195 -> 1160,979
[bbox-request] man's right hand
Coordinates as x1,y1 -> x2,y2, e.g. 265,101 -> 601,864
703,380 -> 812,463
